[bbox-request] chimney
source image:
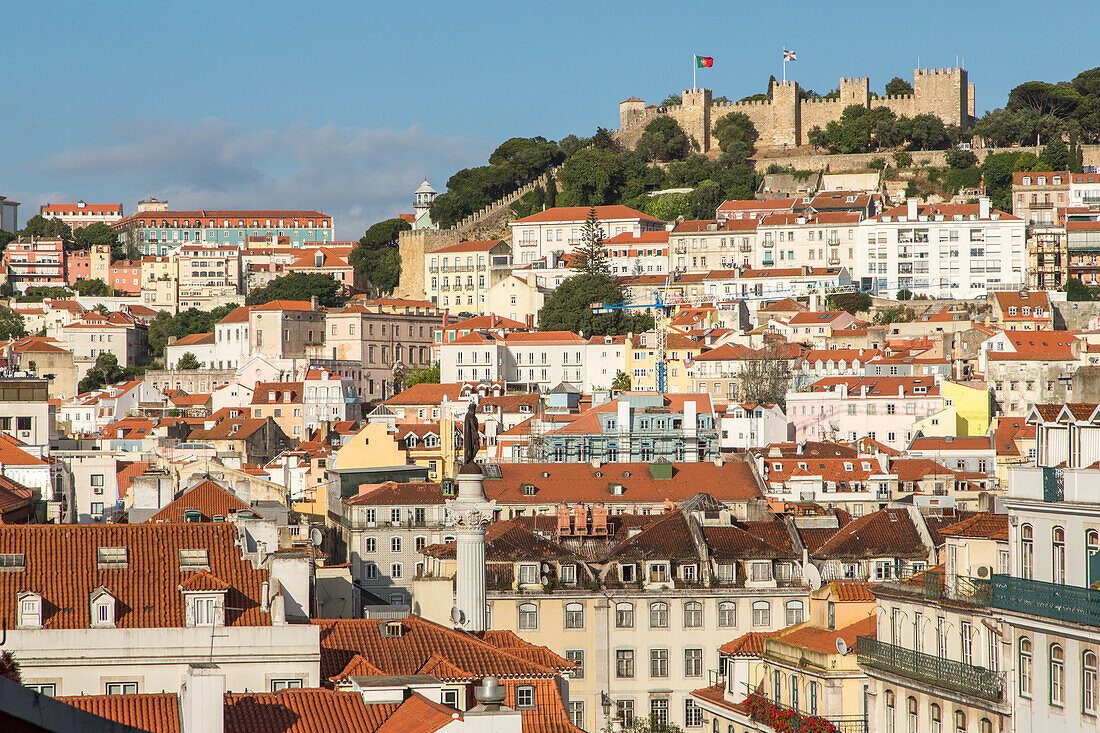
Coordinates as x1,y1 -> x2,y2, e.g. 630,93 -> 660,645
979,196 -> 991,219
181,663 -> 224,733
310,295 -> 319,310
906,198 -> 917,220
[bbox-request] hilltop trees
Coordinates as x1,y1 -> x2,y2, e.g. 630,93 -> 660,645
712,112 -> 759,160
636,117 -> 690,162
246,273 -> 342,308
884,77 -> 914,96
538,274 -> 652,337
350,217 -> 407,294
574,208 -> 610,276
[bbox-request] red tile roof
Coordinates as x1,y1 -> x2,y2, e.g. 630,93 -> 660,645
0,523 -> 272,628
250,300 -> 316,312
345,482 -> 445,507
939,512 -> 1009,541
776,615 -> 875,655
812,508 -> 928,560
511,205 -> 662,224
171,332 -> 215,347
719,631 -> 774,656
828,580 -> 876,601
149,480 -> 258,523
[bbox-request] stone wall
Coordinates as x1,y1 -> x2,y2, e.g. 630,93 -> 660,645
750,144 -> 1100,174
618,68 -> 974,151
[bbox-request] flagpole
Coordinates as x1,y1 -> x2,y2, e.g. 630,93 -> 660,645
782,48 -> 786,85
693,54 -> 696,91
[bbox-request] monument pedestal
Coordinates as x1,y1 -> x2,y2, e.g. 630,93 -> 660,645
448,466 -> 495,632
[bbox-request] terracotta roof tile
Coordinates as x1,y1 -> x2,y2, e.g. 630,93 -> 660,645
812,508 -> 927,560
345,482 -> 446,507
828,580 -> 876,601
719,631 -> 774,656
511,205 -> 662,224
939,512 -> 1009,541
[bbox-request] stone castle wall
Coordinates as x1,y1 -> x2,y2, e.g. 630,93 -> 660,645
618,68 -> 974,151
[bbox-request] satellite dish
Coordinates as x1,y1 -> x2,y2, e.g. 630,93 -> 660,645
803,563 -> 823,591
836,638 -> 849,656
450,606 -> 466,625
309,528 -> 324,547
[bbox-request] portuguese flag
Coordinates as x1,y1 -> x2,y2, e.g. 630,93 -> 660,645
695,55 -> 714,68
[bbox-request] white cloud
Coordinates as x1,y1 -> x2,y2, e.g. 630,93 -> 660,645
17,118 -> 492,238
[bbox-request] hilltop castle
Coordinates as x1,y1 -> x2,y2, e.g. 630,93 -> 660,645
617,67 -> 976,151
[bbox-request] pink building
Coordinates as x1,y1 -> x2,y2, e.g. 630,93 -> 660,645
109,260 -> 142,294
2,238 -> 66,293
785,375 -> 945,450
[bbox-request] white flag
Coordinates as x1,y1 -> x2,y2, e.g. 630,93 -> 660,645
783,49 -> 797,61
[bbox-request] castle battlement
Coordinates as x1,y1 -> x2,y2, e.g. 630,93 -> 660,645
616,66 -> 973,150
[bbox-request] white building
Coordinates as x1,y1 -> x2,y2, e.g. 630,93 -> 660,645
39,202 -> 124,231
858,198 -> 1026,299
425,239 -> 511,314
603,230 -> 669,276
719,402 -> 789,450
509,205 -> 665,265
440,331 -> 587,392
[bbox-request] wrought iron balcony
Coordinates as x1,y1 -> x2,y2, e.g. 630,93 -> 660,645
855,637 -> 1005,703
744,694 -> 867,733
990,574 -> 1100,628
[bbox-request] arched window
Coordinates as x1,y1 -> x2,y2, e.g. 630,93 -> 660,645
789,674 -> 798,711
564,602 -> 584,629
752,600 -> 771,627
774,670 -> 783,704
1088,530 -> 1100,585
907,697 -> 918,733
930,704 -> 941,733
954,710 -> 966,733
1084,650 -> 1098,715
649,601 -> 668,628
390,537 -> 401,553
518,603 -> 538,630
809,681 -> 818,715
1021,524 -> 1034,579
1053,526 -> 1066,584
684,601 -> 702,628
615,602 -> 634,628
980,719 -> 992,733
884,690 -> 895,733
718,601 -> 736,627
785,600 -> 804,625
1051,644 -> 1065,706
1019,637 -> 1032,697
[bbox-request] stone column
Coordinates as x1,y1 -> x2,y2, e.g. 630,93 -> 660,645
448,466 -> 496,632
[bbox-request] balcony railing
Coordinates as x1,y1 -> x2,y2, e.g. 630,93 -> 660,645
1030,201 -> 1054,209
745,694 -> 867,733
855,637 -> 1005,703
990,574 -> 1100,628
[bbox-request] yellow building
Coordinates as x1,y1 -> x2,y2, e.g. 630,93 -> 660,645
625,332 -> 705,393
332,422 -> 407,473
913,380 -> 991,438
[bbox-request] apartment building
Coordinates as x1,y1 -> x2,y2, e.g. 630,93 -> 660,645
248,300 -> 324,360
58,311 -> 148,378
39,201 -> 123,230
65,244 -> 111,285
425,239 -> 510,313
284,243 -> 362,293
858,199 -> 1026,299
1013,171 -> 1070,226
670,219 -> 758,273
1066,220 -> 1100,286
440,331 -> 588,391
990,290 -> 1054,331
113,209 -> 335,257
509,205 -> 665,264
1070,171 -> 1100,205
2,238 -> 65,292
175,244 -> 243,310
603,230 -> 669,275
716,197 -> 798,222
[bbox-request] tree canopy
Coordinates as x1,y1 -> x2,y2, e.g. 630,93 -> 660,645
884,77 -> 914,96
72,279 -> 113,296
712,112 -> 759,160
828,292 -> 871,315
0,307 -> 26,340
808,106 -> 955,154
20,215 -> 71,241
574,208 -> 611,276
358,218 -> 410,250
176,352 -> 202,370
635,117 -> 690,162
403,363 -> 440,388
538,274 -> 653,336
245,273 -> 343,308
147,305 -> 239,357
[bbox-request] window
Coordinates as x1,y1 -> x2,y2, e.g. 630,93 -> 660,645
718,601 -> 736,627
390,537 -> 401,553
1053,526 -> 1066,584
390,563 -> 402,578
518,564 -> 539,585
650,649 -> 668,677
365,538 -> 376,553
685,648 -> 703,677
516,686 -> 534,709
1085,650 -> 1098,715
1051,644 -> 1065,706
26,683 -> 55,696
179,549 -> 209,568
97,675 -> 139,696
616,700 -> 634,726
684,601 -> 702,628
960,621 -> 973,666
193,596 -> 216,626
930,704 -> 941,733
518,603 -> 538,630
650,601 -> 668,628
97,547 -> 127,567
270,679 -> 303,691
954,711 -> 966,733
616,649 -> 634,678
685,699 -> 704,727
751,561 -> 771,582
785,600 -> 804,625
648,562 -> 669,583
564,602 -> 584,629
1088,530 -> 1100,585
559,564 -> 577,585
615,602 -> 634,628
565,649 -> 584,679
441,689 -> 459,708
907,697 -> 918,733
650,699 -> 669,727
569,700 -> 584,729
980,719 -> 992,733
752,600 -> 771,627
1021,524 -> 1034,579
364,562 -> 377,579
884,690 -> 895,733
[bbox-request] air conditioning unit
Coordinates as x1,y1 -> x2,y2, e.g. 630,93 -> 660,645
975,565 -> 992,579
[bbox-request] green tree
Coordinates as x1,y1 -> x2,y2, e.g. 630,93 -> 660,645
404,363 -> 440,388
897,288 -> 913,301
892,150 -> 913,168
660,94 -> 682,107
868,156 -> 887,170
945,148 -> 978,169
874,306 -> 915,325
147,305 -> 238,358
0,230 -> 15,254
828,292 -> 872,314
611,370 -> 631,391
1008,81 -> 1082,116
538,274 -> 652,336
71,222 -> 121,259
557,147 -> 639,206
176,352 -> 201,370
981,152 -> 1029,212
1039,138 -> 1071,170
79,352 -> 125,393
712,112 -> 759,158
72,278 -> 112,296
884,77 -> 914,96
18,286 -> 73,302
358,218 -> 411,250
574,208 -> 611,276
350,244 -> 401,294
636,117 -> 689,162
0,307 -> 26,340
20,215 -> 71,241
246,272 -> 343,307
1065,277 -> 1098,301
689,181 -> 724,220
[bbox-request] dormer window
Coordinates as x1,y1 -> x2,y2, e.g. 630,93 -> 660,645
843,462 -> 854,471
17,591 -> 42,629
179,549 -> 210,570
518,563 -> 540,585
90,587 -> 117,628
521,483 -> 537,496
97,547 -> 128,568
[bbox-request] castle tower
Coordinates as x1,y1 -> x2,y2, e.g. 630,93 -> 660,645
839,77 -> 870,109
447,447 -> 496,632
770,80 -> 802,148
413,180 -> 438,231
913,67 -> 969,128
680,88 -> 713,152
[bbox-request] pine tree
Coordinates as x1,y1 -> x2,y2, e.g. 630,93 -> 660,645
574,208 -> 610,276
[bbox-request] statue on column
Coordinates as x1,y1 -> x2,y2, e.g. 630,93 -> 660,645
462,401 -> 481,471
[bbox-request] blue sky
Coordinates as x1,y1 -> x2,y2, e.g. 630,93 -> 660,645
3,0 -> 1097,237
